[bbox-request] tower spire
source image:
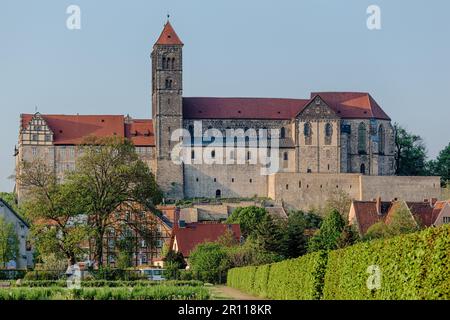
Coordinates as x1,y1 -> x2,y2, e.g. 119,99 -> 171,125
154,20 -> 183,46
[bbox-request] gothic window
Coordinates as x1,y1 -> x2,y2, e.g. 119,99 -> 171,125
304,122 -> 312,145
378,124 -> 385,154
280,127 -> 286,139
358,122 -> 367,154
325,123 -> 332,145
360,163 -> 366,175
188,125 -> 194,143
304,123 -> 311,137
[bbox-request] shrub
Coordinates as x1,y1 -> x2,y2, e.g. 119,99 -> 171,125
12,279 -> 204,288
189,243 -> 230,284
0,286 -> 210,300
323,225 -> 450,300
227,250 -> 328,300
23,270 -> 65,281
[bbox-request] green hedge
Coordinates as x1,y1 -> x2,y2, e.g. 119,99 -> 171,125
0,286 -> 210,300
227,225 -> 450,300
227,251 -> 328,300
323,225 -> 450,300
12,280 -> 204,288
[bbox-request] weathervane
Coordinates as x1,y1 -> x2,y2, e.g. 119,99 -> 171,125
167,13 -> 170,22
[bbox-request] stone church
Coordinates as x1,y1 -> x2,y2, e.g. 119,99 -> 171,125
15,22 -> 440,209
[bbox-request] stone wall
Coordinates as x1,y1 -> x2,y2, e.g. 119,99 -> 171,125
359,175 -> 440,202
268,173 -> 441,211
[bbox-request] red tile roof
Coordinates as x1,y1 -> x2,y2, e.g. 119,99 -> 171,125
311,92 -> 391,120
183,97 -> 310,120
125,119 -> 155,146
352,201 -> 392,235
407,202 -> 437,227
21,114 -> 155,146
183,92 -> 390,120
174,223 -> 241,257
155,22 -> 183,46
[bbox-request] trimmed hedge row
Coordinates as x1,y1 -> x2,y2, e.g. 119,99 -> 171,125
12,280 -> 204,288
323,225 -> 450,300
227,251 -> 328,300
227,225 -> 450,300
0,286 -> 210,300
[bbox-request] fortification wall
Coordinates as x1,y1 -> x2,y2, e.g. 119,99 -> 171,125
268,173 -> 441,211
359,175 -> 441,202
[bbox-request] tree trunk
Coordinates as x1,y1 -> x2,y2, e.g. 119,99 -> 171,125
95,231 -> 104,268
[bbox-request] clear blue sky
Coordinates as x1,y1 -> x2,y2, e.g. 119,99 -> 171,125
0,0 -> 449,192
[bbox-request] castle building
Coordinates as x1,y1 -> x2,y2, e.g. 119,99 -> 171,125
15,21 -> 440,210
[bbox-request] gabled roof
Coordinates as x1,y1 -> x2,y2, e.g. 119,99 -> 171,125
183,97 -> 309,120
183,92 -> 390,121
154,22 -> 183,46
174,223 -> 241,257
351,200 -> 392,235
311,92 -> 391,120
408,201 -> 440,227
21,114 -> 155,146
0,198 -> 29,228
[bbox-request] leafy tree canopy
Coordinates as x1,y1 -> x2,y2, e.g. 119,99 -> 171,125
226,206 -> 267,237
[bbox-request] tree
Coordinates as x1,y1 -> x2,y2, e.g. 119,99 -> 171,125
427,143 -> 450,186
0,217 -> 19,268
163,250 -> 187,279
364,206 -> 419,240
387,206 -> 419,236
0,192 -> 23,217
325,190 -> 352,219
254,214 -> 284,253
226,238 -> 282,268
394,123 -> 428,176
67,136 -> 162,267
337,224 -> 359,248
226,206 -> 267,237
17,159 -> 89,266
189,242 -> 230,283
308,209 -> 346,252
280,211 -> 308,258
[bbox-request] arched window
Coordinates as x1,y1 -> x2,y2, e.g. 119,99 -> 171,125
280,127 -> 286,139
360,163 -> 366,175
325,123 -> 332,145
378,124 -> 385,154
215,190 -> 221,199
171,58 -> 175,69
211,150 -> 216,159
325,123 -> 332,137
283,152 -> 288,161
358,123 -> 367,153
162,57 -> 166,69
304,123 -> 311,137
165,78 -> 172,89
304,122 -> 312,145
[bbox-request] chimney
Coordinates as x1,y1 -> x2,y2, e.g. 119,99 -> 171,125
431,198 -> 438,206
173,207 -> 180,231
376,196 -> 382,216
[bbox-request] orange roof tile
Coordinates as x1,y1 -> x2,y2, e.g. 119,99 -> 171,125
155,22 -> 183,46
174,223 -> 241,257
21,114 -> 155,146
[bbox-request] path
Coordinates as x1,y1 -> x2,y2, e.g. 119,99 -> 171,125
210,285 -> 267,300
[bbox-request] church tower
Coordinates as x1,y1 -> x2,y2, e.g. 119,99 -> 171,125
152,21 -> 184,200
